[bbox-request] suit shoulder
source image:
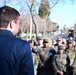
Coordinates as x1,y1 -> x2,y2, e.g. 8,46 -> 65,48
11,37 -> 30,48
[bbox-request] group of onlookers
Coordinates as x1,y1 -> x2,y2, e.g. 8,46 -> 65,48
28,36 -> 76,75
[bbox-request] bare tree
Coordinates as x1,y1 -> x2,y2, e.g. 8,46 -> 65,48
23,0 -> 60,39
23,0 -> 40,40
20,13 -> 30,33
4,0 -> 75,39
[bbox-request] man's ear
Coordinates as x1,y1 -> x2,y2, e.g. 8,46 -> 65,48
9,20 -> 15,29
7,20 -> 15,31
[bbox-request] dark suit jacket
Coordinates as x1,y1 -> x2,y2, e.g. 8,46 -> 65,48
0,30 -> 34,75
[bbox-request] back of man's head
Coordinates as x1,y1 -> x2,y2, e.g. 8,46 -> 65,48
0,6 -> 20,28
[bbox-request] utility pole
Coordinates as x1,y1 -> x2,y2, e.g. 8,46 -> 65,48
30,14 -> 32,40
43,19 -> 46,35
4,0 -> 6,6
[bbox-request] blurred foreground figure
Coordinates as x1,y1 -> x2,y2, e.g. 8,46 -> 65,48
0,6 -> 34,75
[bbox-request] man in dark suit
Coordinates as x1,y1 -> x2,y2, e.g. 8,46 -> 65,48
0,6 -> 34,75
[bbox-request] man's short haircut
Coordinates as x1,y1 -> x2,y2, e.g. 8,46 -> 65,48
0,6 -> 20,28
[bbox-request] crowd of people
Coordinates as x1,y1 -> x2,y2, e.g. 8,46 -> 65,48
28,36 -> 76,75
